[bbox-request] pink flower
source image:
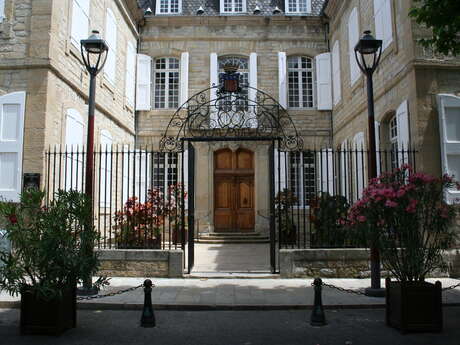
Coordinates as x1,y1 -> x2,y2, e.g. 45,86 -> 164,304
385,200 -> 398,208
357,215 -> 367,223
405,199 -> 417,213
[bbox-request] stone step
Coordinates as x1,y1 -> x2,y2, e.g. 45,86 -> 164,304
199,235 -> 268,240
205,232 -> 264,237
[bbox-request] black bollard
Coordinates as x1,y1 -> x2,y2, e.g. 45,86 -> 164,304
140,279 -> 156,328
310,278 -> 326,326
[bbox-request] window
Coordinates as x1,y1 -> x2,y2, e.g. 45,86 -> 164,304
332,41 -> 341,105
156,0 -> 181,14
374,0 -> 393,50
438,94 -> 460,203
218,56 -> 249,112
153,57 -> 180,109
289,151 -> 315,206
104,9 -> 117,84
389,115 -> 398,170
287,56 -> 314,109
125,42 -> 136,106
152,153 -> 178,193
220,0 -> 246,14
70,0 -> 89,48
348,7 -> 360,86
285,0 -> 311,14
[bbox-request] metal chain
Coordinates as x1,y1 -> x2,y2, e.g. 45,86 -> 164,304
77,284 -> 145,301
317,282 -> 367,296
315,280 -> 460,295
442,282 -> 460,292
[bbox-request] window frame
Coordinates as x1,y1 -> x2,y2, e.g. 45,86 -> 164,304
288,151 -> 316,208
287,55 -> 315,110
217,55 -> 250,113
389,115 -> 398,170
152,57 -> 180,110
156,0 -> 182,15
220,0 -> 247,14
285,0 -> 311,15
70,0 -> 90,49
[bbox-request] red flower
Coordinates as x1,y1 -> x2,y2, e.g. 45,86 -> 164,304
8,214 -> 18,224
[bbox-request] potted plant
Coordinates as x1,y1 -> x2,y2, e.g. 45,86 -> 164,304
309,193 -> 350,248
114,188 -> 165,249
275,189 -> 298,245
0,189 -> 108,335
347,165 -> 458,332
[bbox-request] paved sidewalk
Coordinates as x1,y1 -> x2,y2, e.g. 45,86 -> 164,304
1,277 -> 459,310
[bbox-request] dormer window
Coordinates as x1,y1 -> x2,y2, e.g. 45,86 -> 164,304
220,0 -> 246,14
156,0 -> 181,14
285,0 -> 311,14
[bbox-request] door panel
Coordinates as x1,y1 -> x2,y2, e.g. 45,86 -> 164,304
214,176 -> 233,231
235,177 -> 254,231
214,149 -> 255,232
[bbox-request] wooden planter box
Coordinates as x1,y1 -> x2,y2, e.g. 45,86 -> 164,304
20,285 -> 76,335
385,278 -> 442,333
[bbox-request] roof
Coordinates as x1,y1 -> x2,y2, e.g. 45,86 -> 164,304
138,0 -> 326,17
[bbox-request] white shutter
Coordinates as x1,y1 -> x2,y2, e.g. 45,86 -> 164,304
382,0 -> 393,49
0,0 -> 5,21
210,53 -> 218,127
136,54 -> 152,110
353,132 -> 365,199
332,41 -> 341,105
373,0 -> 384,48
104,9 -> 117,84
0,92 -> 26,202
249,52 -> 258,128
183,149 -> 188,194
71,0 -> 89,48
99,130 -> 112,207
180,52 -> 189,106
65,109 -> 84,192
315,53 -> 332,111
348,7 -> 360,86
274,148 -> 287,195
122,145 -> 130,202
437,94 -> 460,204
125,42 -> 136,106
307,0 -> 312,13
396,99 -> 410,166
340,140 -> 349,198
278,52 -> 287,109
375,121 -> 381,175
318,148 -> 334,195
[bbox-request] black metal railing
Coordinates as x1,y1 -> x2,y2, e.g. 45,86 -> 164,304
45,145 -> 187,251
272,146 -> 418,249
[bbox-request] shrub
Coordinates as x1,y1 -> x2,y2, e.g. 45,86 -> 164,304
347,165 -> 458,281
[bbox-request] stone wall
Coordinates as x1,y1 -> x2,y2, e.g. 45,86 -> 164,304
280,248 -> 460,279
96,249 -> 183,278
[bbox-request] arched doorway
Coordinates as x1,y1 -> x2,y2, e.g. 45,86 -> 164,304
159,71 -> 303,273
214,148 -> 255,232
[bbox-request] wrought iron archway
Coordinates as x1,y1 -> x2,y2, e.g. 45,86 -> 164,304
159,84 -> 303,152
159,79 -> 303,274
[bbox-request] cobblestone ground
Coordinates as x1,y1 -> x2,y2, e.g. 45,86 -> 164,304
1,308 -> 459,345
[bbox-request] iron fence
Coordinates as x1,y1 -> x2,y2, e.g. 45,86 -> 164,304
44,145 -> 417,254
272,146 -> 418,249
45,145 -> 187,251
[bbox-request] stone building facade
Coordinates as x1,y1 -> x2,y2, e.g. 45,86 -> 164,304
1,0 -> 460,240
0,0 -> 142,201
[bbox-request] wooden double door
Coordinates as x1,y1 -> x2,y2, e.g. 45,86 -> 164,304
214,148 -> 255,232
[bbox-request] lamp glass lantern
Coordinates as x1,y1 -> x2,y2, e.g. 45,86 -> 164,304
80,30 -> 109,75
354,30 -> 383,73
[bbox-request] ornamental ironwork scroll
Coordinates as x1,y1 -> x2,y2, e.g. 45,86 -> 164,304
159,84 -> 303,152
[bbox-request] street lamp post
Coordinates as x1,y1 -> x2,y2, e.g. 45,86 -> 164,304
79,30 -> 108,294
354,30 -> 384,297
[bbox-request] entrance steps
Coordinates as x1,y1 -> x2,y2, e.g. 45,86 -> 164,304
196,232 -> 270,244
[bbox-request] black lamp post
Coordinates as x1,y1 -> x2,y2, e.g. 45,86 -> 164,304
79,30 -> 108,294
354,30 -> 384,297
